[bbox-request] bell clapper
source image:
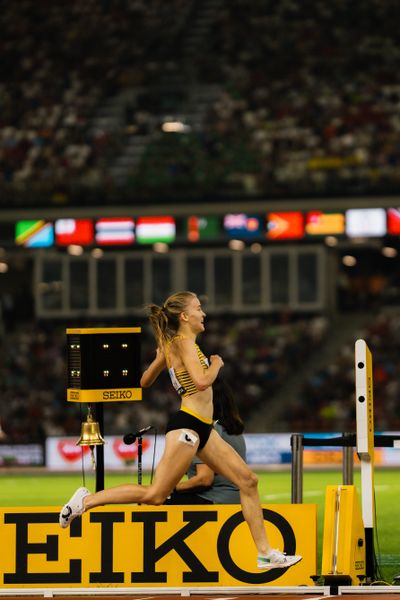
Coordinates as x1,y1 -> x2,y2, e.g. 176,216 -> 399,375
90,445 -> 96,470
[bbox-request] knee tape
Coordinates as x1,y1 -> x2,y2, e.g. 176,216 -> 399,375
178,429 -> 198,446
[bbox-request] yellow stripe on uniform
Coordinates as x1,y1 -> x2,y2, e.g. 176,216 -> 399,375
180,405 -> 213,425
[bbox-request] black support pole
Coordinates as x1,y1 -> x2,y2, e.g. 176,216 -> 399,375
95,403 -> 105,492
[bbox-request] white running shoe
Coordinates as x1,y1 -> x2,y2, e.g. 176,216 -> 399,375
257,549 -> 302,570
59,487 -> 90,529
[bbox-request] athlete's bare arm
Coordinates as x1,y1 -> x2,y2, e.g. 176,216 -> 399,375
175,463 -> 214,492
176,337 -> 224,390
140,347 -> 166,388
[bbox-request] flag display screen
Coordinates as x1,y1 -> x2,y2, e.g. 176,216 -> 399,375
387,208 -> 400,235
55,219 -> 94,246
5,208 -> 400,252
95,218 -> 135,245
136,216 -> 176,244
185,216 -> 220,241
305,211 -> 345,236
224,213 -> 263,238
15,221 -> 54,247
266,212 -> 304,240
345,208 -> 386,237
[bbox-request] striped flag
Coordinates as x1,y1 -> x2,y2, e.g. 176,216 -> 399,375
136,216 -> 176,244
95,218 -> 135,245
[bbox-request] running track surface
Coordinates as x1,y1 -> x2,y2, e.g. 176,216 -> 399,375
2,594 -> 400,600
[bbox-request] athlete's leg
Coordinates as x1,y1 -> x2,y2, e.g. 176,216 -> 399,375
198,430 -> 302,569
87,429 -> 199,506
198,429 -> 270,555
60,428 -> 199,527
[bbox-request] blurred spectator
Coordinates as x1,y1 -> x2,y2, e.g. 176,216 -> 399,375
2,1 -> 400,204
3,307 -> 400,440
292,310 -> 400,432
0,313 -> 329,441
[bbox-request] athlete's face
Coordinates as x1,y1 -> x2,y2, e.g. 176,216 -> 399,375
183,296 -> 206,333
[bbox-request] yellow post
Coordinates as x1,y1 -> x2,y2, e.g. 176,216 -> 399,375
355,339 -> 375,582
321,485 -> 366,585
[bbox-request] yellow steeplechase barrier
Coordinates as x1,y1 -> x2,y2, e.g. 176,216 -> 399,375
355,338 -> 375,582
0,504 -> 316,590
321,485 -> 365,586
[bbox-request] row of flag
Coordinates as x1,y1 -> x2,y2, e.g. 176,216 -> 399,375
15,217 -> 175,248
13,208 -> 400,248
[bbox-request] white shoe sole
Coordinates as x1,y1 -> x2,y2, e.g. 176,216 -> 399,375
258,555 -> 302,570
59,487 -> 90,528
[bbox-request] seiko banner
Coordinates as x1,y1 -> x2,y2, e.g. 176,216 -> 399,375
0,505 -> 317,588
45,434 -> 294,471
45,433 -> 400,471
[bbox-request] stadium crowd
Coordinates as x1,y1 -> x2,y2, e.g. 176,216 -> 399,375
0,0 -> 193,205
0,314 -> 329,442
2,305 -> 400,442
1,0 -> 400,204
284,310 -> 400,433
1,0 -> 400,446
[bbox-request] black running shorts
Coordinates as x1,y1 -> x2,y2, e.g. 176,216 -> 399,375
165,410 -> 213,449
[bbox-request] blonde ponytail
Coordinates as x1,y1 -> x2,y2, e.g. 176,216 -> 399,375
146,291 -> 196,346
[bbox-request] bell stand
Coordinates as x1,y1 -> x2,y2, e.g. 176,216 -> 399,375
94,402 -> 105,491
91,404 -> 147,492
66,326 -> 143,493
137,434 -> 143,486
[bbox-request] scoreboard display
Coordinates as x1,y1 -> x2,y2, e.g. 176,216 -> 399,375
0,207 -> 398,249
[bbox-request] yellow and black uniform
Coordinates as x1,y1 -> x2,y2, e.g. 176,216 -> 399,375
164,335 -> 213,449
165,335 -> 209,398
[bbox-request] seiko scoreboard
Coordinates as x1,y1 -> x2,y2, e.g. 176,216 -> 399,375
66,327 -> 142,403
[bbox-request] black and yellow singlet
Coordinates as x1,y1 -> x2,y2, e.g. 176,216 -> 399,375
165,335 -> 209,398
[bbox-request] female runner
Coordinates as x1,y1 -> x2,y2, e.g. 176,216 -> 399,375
59,291 -> 301,570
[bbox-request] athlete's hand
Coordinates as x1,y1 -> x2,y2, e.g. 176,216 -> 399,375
210,354 -> 224,368
155,347 -> 165,359
140,346 -> 165,388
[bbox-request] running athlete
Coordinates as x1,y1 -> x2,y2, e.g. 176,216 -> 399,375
59,291 -> 302,570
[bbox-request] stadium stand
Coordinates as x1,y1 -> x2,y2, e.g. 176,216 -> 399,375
1,1 -> 400,443
1,0 -> 400,205
0,314 -> 330,440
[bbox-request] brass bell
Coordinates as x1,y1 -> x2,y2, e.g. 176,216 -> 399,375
77,407 -> 105,470
77,410 -> 105,447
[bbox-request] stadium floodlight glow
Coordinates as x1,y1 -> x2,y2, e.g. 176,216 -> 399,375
161,120 -> 190,133
382,246 -> 397,257
91,248 -> 104,258
153,242 -> 169,253
325,236 -> 338,247
228,239 -> 245,251
342,255 -> 357,267
67,244 -> 84,256
250,242 -> 262,253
